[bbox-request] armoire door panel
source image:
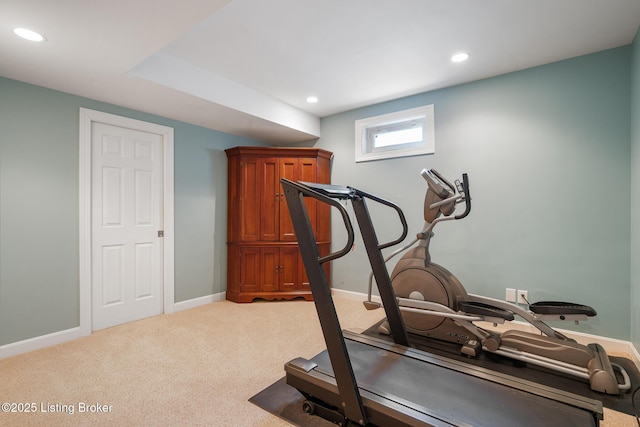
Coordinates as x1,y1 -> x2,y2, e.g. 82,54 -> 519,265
279,158 -> 299,241
260,158 -> 279,241
260,246 -> 279,292
240,158 -> 260,241
279,246 -> 299,291
240,247 -> 260,293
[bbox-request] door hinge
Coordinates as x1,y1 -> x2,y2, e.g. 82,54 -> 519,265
158,230 -> 164,238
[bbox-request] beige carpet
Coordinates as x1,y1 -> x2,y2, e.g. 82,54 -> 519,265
0,297 -> 636,426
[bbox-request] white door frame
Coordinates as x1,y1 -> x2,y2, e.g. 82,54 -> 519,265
79,108 -> 175,336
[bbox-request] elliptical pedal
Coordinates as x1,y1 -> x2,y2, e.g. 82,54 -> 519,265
587,343 -> 631,394
461,339 -> 482,357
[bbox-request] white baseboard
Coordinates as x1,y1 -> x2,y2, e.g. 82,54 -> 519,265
0,293 -> 226,359
332,287 -> 373,302
0,327 -> 82,359
173,292 -> 225,312
331,288 -> 640,369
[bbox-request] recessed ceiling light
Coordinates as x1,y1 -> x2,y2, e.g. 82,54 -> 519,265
451,52 -> 469,63
13,28 -> 46,42
306,96 -> 318,103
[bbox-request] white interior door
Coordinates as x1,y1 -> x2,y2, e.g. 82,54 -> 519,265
91,122 -> 164,330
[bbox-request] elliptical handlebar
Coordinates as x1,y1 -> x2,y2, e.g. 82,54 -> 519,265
455,173 -> 471,220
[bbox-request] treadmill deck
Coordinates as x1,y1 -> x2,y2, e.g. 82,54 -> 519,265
286,331 -> 601,427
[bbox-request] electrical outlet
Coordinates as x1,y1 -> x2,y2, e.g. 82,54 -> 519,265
517,290 -> 529,305
506,288 -> 517,303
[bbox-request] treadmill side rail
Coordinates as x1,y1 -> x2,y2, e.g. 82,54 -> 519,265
285,357 -> 318,373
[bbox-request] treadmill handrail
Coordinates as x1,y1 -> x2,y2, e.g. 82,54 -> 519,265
351,187 -> 409,251
297,180 -> 409,253
280,179 -> 355,265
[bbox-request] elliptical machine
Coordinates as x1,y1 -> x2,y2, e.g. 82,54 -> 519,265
364,169 -> 631,395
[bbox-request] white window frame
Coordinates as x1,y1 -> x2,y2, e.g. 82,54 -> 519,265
355,105 -> 435,162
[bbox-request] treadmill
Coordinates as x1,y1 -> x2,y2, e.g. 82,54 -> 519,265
280,178 -> 603,427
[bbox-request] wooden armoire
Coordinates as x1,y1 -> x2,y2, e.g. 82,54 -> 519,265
225,146 -> 333,302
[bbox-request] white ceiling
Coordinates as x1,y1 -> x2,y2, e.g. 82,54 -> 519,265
2,0 -> 640,143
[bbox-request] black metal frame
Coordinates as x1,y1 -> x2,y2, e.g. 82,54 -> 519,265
281,179 -> 365,424
281,178 -> 413,424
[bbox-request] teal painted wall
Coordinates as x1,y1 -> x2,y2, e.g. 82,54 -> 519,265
0,77 -> 263,346
317,47 -> 632,340
1,45 -> 636,346
631,31 -> 640,352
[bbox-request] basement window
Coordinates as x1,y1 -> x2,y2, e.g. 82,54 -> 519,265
355,105 -> 435,162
